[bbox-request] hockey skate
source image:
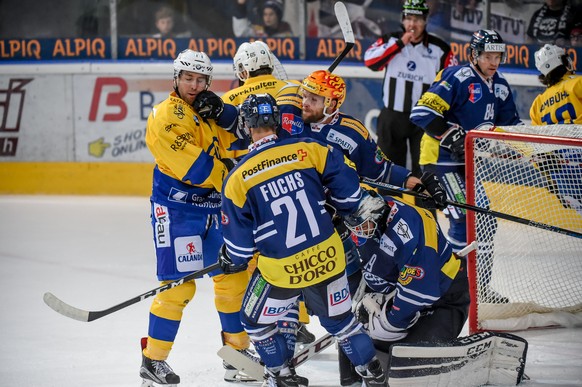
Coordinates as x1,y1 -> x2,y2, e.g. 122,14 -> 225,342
355,358 -> 387,387
295,323 -> 316,345
223,347 -> 262,383
261,364 -> 309,387
140,354 -> 180,386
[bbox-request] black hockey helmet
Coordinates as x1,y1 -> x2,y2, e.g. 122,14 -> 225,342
402,0 -> 429,17
469,29 -> 507,64
240,93 -> 280,130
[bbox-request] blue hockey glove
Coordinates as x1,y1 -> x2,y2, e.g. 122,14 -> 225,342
218,244 -> 248,274
440,124 -> 466,162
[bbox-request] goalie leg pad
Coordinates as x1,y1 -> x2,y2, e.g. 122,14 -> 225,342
387,331 -> 528,386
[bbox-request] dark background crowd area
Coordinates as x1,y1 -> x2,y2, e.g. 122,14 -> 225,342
0,0 -> 581,46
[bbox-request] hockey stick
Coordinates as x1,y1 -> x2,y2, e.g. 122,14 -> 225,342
361,177 -> 582,240
218,333 -> 336,381
43,262 -> 220,322
327,1 -> 355,73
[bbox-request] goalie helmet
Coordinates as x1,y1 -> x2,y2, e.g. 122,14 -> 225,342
535,44 -> 572,76
240,93 -> 280,130
301,70 -> 347,110
173,49 -> 213,87
469,29 -> 507,64
402,0 -> 429,17
344,190 -> 389,239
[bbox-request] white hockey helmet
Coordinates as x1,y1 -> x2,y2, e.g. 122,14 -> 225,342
233,42 -> 252,81
535,44 -> 572,76
237,41 -> 274,80
173,49 -> 213,86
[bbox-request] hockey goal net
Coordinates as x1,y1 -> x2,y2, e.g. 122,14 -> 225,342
465,125 -> 582,333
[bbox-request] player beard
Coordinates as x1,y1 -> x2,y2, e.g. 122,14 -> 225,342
302,109 -> 324,124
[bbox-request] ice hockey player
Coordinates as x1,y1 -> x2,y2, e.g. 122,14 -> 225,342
410,29 -> 522,303
140,49 -> 255,386
530,43 -> 582,125
222,39 -> 317,347
219,93 -> 389,387
277,69 -> 447,386
345,188 -> 469,356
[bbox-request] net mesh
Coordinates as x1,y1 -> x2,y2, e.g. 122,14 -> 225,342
467,125 -> 582,331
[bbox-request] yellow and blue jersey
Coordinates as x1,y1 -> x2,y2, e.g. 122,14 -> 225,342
357,196 -> 458,330
530,74 -> 582,125
411,64 -> 522,165
221,74 -> 300,106
146,92 -> 243,212
221,136 -> 363,288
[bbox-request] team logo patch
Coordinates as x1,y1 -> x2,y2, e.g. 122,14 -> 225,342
379,234 -> 397,256
220,210 -> 229,225
393,219 -> 412,244
168,187 -> 188,203
468,83 -> 482,103
281,113 -> 304,135
494,84 -> 509,101
399,265 -> 425,285
153,203 -> 171,248
327,275 -> 351,316
374,147 -> 386,164
174,236 -> 204,272
326,129 -> 357,154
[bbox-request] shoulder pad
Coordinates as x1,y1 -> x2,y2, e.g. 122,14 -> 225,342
338,116 -> 369,139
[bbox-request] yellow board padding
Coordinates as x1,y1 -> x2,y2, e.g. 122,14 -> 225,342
0,162 -> 155,196
482,181 -> 582,230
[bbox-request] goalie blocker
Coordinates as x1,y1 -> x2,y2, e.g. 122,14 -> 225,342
385,331 -> 528,386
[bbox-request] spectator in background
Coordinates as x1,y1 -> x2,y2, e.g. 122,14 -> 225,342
152,5 -> 191,38
364,0 -> 456,178
526,0 -> 578,46
233,0 -> 293,38
571,23 -> 582,47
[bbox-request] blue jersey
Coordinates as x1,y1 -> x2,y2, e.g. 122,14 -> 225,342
276,90 -> 411,187
221,135 -> 363,288
357,197 -> 460,330
410,63 -> 522,165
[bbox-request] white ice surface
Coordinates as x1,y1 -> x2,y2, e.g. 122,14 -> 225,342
1,195 -> 581,387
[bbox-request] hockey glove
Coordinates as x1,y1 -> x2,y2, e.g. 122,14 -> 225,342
193,90 -> 224,120
218,244 -> 248,274
419,172 -> 448,210
439,124 -> 466,162
358,292 -> 408,342
221,157 -> 240,172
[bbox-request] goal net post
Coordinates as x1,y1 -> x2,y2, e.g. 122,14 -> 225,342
465,125 -> 582,333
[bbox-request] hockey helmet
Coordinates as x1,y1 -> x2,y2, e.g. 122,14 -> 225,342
535,44 -> 572,76
301,70 -> 347,110
470,29 -> 507,64
233,41 -> 274,82
344,190 -> 389,239
402,0 -> 429,17
240,93 -> 280,129
233,42 -> 252,81
173,49 -> 213,86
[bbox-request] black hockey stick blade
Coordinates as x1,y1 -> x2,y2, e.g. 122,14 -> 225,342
43,262 -> 220,322
327,1 -> 355,73
361,177 -> 582,240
